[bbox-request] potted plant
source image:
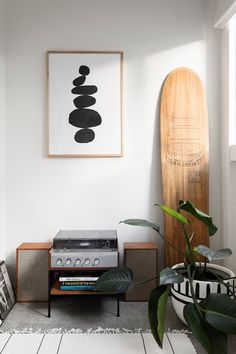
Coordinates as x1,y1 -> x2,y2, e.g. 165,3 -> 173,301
95,200 -> 236,354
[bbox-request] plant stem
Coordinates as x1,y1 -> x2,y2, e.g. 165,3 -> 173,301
135,274 -> 160,285
187,265 -> 205,319
153,228 -> 186,259
181,224 -> 196,266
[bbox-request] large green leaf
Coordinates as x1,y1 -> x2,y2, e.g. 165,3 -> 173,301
178,200 -> 218,236
159,267 -> 184,285
120,219 -> 160,232
196,245 -> 232,262
156,204 -> 189,225
203,294 -> 236,333
211,248 -> 232,261
95,268 -> 134,293
184,303 -> 227,354
148,285 -> 170,348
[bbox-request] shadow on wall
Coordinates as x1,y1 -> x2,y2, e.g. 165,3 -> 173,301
5,0 -> 207,56
148,83 -> 165,270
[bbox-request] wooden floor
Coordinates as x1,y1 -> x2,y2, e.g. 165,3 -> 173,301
0,333 -> 196,354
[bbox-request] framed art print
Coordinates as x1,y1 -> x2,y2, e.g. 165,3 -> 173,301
47,51 -> 123,157
0,261 -> 15,322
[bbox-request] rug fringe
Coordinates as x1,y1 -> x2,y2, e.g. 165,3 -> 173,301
0,327 -> 192,335
167,328 -> 192,334
0,328 -> 149,334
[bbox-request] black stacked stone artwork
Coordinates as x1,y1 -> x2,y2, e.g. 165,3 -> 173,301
69,65 -> 102,143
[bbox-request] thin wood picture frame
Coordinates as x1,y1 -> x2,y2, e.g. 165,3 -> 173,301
47,51 -> 123,157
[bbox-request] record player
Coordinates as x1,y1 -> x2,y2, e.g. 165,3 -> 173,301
50,230 -> 118,269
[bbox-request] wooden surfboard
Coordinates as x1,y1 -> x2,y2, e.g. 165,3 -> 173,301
160,67 -> 209,267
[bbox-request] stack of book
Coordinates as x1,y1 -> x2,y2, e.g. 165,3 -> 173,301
59,274 -> 99,291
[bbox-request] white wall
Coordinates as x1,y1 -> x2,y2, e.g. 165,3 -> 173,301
4,0 -> 221,276
221,18 -> 236,273
205,0 -> 222,253
0,0 -> 6,261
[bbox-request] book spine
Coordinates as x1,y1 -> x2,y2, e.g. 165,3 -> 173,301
60,281 -> 97,286
59,277 -> 99,281
60,285 -> 95,291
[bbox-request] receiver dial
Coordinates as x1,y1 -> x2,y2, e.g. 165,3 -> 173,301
94,259 -> 100,265
56,259 -> 62,266
75,258 -> 81,266
84,258 -> 90,266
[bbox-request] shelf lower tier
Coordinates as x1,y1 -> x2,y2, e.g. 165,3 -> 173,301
50,280 -> 115,296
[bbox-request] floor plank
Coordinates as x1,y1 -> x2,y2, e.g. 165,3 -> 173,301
142,333 -> 173,354
142,333 -> 196,354
59,334 -> 145,354
38,334 -> 62,354
0,333 -> 197,354
166,333 -> 196,354
2,334 -> 43,354
0,334 -> 11,352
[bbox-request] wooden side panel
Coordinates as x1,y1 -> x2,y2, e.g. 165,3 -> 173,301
160,67 -> 209,266
17,242 -> 52,250
124,242 -> 158,250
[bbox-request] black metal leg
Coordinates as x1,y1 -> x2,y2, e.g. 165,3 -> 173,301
48,271 -> 51,318
48,296 -> 51,318
116,294 -> 120,317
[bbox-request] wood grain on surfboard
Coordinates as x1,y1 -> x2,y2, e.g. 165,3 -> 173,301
160,67 -> 209,267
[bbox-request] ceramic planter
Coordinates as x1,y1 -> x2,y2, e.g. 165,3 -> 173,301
171,262 -> 235,324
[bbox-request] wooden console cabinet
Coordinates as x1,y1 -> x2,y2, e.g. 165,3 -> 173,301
124,242 -> 158,301
16,242 -> 120,316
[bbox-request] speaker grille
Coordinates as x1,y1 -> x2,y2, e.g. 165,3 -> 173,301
124,243 -> 158,301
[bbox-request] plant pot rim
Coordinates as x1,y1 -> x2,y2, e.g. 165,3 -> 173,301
172,262 -> 235,282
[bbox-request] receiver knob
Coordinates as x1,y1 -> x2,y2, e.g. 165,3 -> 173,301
56,259 -> 62,266
94,259 -> 100,265
84,258 -> 90,265
75,258 -> 81,266
66,258 -> 72,265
